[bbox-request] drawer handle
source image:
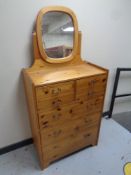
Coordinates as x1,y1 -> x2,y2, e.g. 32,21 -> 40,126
42,87 -> 49,94
44,90 -> 49,94
52,88 -> 61,95
52,99 -> 62,108
88,79 -> 98,86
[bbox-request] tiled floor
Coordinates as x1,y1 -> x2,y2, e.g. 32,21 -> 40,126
0,118 -> 131,175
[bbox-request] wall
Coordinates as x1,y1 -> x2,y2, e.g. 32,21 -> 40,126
0,0 -> 131,148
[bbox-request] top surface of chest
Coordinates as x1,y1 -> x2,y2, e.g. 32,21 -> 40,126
24,61 -> 107,86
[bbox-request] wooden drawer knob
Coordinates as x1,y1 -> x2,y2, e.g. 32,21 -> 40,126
44,90 -> 49,94
52,99 -> 62,108
52,88 -> 61,95
88,79 -> 98,86
42,87 -> 49,94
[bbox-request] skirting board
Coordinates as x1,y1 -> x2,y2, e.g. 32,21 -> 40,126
0,111 -> 109,156
0,138 -> 33,155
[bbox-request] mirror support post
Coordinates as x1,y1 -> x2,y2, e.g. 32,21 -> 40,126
33,32 -> 42,61
77,31 -> 82,56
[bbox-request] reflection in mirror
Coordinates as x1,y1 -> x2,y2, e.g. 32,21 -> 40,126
42,11 -> 74,58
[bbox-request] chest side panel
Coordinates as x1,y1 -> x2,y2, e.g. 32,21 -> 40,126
23,71 -> 44,168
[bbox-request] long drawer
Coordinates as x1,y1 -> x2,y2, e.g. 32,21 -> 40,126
36,92 -> 104,115
37,93 -> 74,112
40,113 -> 101,146
42,126 -> 98,163
38,96 -> 103,129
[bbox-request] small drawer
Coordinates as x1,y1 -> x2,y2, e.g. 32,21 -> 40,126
76,89 -> 105,101
36,81 -> 74,100
76,74 -> 107,95
42,127 -> 98,163
38,99 -> 102,131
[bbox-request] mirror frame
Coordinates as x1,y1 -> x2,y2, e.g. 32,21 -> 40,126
36,6 -> 78,63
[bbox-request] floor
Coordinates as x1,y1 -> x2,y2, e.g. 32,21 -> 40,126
0,118 -> 131,175
112,111 -> 131,132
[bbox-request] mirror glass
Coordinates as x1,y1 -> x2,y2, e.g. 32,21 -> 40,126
42,11 -> 74,59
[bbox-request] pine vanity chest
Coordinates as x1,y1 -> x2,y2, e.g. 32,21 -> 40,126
23,6 -> 108,169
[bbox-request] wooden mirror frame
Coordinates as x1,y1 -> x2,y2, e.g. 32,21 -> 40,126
36,6 -> 78,64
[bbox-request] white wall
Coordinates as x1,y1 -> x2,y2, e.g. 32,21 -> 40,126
0,0 -> 131,148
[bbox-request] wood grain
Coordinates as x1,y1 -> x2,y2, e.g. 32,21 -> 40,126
22,71 -> 44,168
42,127 -> 98,163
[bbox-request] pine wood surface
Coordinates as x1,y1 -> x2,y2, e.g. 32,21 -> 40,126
24,62 -> 106,86
23,71 -> 44,168
42,127 -> 98,163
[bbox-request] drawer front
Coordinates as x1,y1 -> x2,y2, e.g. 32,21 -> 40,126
76,96 -> 104,113
38,96 -> 103,130
41,113 -> 101,146
76,74 -> 107,98
37,93 -> 74,112
38,103 -> 77,129
77,74 -> 107,89
42,127 -> 98,163
36,81 -> 74,100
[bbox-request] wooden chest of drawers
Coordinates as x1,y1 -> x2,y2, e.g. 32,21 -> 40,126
23,63 -> 108,169
23,6 -> 108,169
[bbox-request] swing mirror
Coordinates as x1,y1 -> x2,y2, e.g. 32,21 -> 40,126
36,6 -> 78,63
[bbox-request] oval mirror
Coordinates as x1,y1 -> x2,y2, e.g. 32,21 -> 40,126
36,7 -> 78,63
42,11 -> 74,59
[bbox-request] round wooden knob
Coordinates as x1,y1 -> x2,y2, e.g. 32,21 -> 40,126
52,99 -> 62,107
52,88 -> 61,95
